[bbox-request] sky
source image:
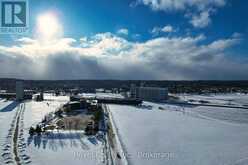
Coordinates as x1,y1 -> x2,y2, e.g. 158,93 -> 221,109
0,0 -> 248,80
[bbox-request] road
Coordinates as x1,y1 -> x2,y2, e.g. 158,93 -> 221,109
102,104 -> 129,165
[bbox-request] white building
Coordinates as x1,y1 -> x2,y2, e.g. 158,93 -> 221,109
130,84 -> 168,101
16,81 -> 24,101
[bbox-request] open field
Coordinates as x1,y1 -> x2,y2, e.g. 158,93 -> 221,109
178,93 -> 248,107
108,94 -> 248,165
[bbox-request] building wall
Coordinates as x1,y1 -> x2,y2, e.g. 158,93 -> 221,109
131,86 -> 168,101
16,81 -> 24,101
130,84 -> 137,98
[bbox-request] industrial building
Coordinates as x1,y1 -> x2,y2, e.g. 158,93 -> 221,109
130,84 -> 168,102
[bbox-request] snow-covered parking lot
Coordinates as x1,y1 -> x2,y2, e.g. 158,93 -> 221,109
108,101 -> 248,165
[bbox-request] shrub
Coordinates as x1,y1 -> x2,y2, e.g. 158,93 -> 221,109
29,127 -> 35,136
35,125 -> 42,134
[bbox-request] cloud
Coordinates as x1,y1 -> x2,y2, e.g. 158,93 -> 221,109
132,34 -> 141,40
162,25 -> 174,32
232,32 -> 243,39
151,25 -> 174,36
134,0 -> 227,28
117,28 -> 129,36
0,32 -> 246,80
189,10 -> 211,28
136,0 -> 226,11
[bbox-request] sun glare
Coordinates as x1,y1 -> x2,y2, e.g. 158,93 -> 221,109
36,12 -> 63,41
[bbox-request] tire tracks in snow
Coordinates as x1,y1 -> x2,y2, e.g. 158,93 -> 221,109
1,103 -> 31,165
13,107 -> 21,165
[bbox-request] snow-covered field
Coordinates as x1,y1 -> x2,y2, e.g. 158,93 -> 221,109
178,93 -> 248,107
108,100 -> 248,165
0,95 -> 105,165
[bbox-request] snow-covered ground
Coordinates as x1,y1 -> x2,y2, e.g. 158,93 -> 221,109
0,100 -> 20,164
178,93 -> 248,107
43,93 -> 70,103
79,93 -> 124,99
0,94 -> 105,165
2,93 -> 248,165
108,101 -> 248,165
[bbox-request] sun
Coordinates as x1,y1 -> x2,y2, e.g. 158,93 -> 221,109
36,12 -> 63,41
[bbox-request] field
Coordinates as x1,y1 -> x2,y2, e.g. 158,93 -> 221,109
108,94 -> 248,165
178,93 -> 248,107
